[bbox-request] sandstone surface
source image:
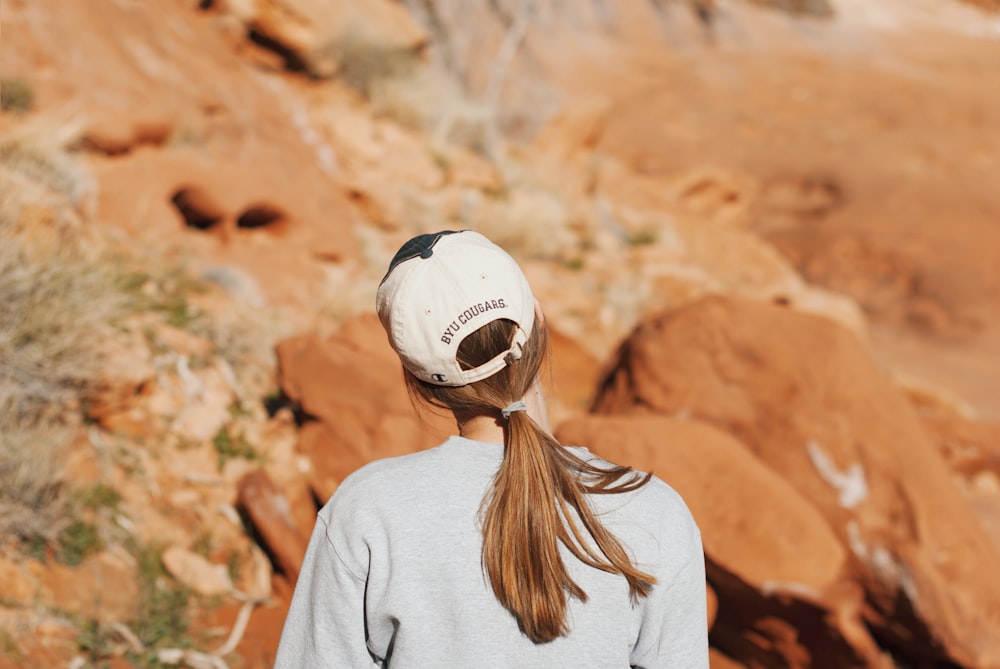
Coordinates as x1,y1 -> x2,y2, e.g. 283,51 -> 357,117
557,415 -> 886,667
593,296 -> 1000,667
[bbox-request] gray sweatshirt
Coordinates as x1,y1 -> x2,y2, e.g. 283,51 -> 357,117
274,436 -> 708,668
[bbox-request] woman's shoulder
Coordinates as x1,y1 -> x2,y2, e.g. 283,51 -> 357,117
606,475 -> 702,580
324,447 -> 440,502
318,437 -> 499,516
571,447 -> 694,518
572,448 -> 701,561
643,475 -> 701,543
618,472 -> 698,533
312,450 -> 428,533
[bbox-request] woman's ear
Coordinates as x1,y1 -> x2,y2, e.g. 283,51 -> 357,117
534,298 -> 545,326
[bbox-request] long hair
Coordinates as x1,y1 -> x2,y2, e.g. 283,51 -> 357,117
405,318 -> 656,643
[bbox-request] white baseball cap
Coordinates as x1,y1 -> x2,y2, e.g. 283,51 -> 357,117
376,230 -> 536,386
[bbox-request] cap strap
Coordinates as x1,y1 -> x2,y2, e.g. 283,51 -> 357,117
456,326 -> 529,385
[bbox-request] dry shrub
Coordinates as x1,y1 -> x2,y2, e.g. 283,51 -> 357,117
745,0 -> 834,17
331,33 -> 419,98
0,219 -> 122,543
328,31 -> 499,155
0,203 -> 123,424
372,66 -> 494,152
462,185 -> 579,262
0,423 -> 69,547
0,120 -> 120,546
184,294 -> 285,400
0,113 -> 94,210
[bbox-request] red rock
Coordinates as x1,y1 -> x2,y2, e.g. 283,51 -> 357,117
281,475 -> 321,546
276,314 -> 455,501
162,546 -> 233,596
2,0 -> 360,314
707,583 -> 719,630
81,116 -> 174,156
86,329 -> 158,437
207,597 -> 292,669
593,296 -> 1000,668
558,415 -> 885,667
169,364 -> 236,443
0,555 -> 41,607
710,648 -> 748,669
440,146 -> 502,190
0,611 -> 78,669
237,470 -> 310,584
919,412 -> 1000,480
30,551 -> 139,623
544,326 -> 603,425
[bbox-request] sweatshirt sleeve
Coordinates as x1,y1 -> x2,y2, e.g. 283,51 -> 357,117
273,515 -> 378,668
630,522 -> 710,669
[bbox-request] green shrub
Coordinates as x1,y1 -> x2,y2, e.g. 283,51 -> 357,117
626,229 -> 659,246
131,543 -> 191,654
76,617 -> 115,664
78,483 -> 123,514
0,628 -> 21,662
57,519 -> 103,566
212,426 -> 259,470
75,542 -> 194,665
1,78 -> 34,114
120,265 -> 208,330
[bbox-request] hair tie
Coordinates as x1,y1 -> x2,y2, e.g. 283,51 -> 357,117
501,401 -> 527,420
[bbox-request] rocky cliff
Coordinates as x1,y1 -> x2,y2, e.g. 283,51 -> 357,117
2,0 -> 999,667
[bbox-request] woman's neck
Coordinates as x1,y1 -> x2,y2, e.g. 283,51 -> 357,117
456,376 -> 553,444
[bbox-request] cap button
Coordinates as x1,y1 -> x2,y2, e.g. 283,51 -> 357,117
420,248 -> 434,259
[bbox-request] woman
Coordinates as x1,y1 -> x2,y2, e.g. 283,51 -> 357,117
274,230 -> 708,667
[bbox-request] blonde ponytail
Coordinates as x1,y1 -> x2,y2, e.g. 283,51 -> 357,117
407,319 -> 655,643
